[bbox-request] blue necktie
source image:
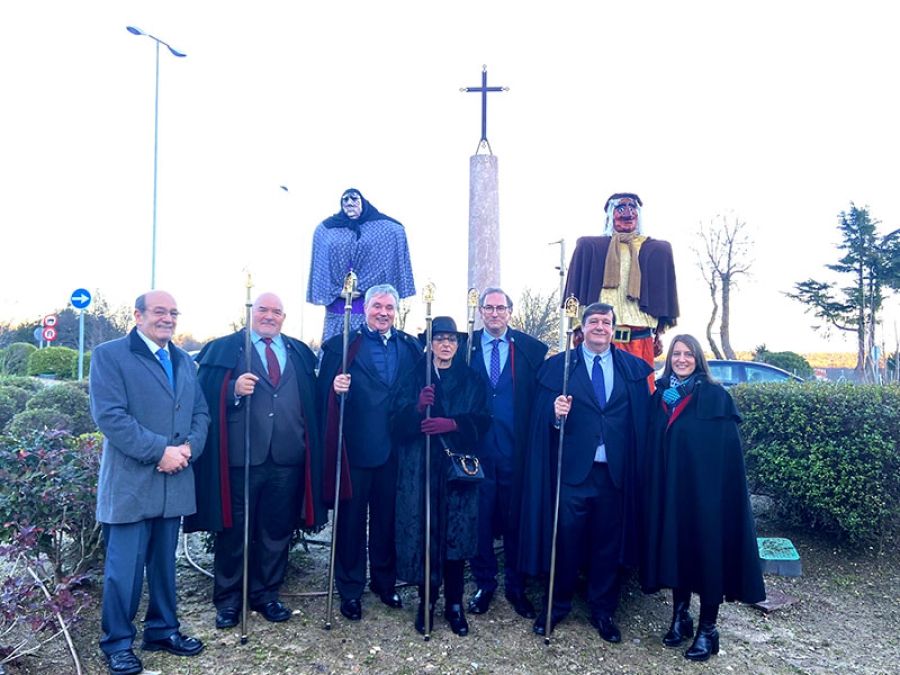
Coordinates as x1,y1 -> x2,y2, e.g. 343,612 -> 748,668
489,339 -> 501,387
157,348 -> 174,390
592,354 -> 606,409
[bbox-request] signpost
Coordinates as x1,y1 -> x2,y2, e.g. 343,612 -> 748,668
70,289 -> 92,380
40,314 -> 59,348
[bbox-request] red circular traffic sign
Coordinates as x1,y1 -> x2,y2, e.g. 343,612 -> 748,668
42,327 -> 57,342
43,314 -> 58,327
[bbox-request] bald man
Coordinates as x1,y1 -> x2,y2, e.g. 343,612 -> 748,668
90,290 -> 209,675
189,293 -> 324,629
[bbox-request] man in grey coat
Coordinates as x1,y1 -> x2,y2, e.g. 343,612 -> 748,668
89,290 -> 210,675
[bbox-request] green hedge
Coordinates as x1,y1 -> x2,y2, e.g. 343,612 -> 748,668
0,343 -> 37,376
26,383 -> 95,435
734,382 -> 900,546
27,347 -> 78,379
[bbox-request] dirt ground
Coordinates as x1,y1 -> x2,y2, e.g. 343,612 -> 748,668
6,515 -> 899,675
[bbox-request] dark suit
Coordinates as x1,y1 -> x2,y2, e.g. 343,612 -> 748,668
467,328 -> 547,596
193,330 -> 323,610
519,344 -> 651,621
320,326 -> 422,600
89,328 -> 209,656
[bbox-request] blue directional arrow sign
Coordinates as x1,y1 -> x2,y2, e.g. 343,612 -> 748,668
70,288 -> 92,310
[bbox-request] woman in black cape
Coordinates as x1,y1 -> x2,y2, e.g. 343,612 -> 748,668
641,334 -> 765,662
389,317 -> 491,636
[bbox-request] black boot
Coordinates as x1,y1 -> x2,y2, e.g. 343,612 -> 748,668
663,600 -> 694,647
414,601 -> 436,635
444,604 -> 469,636
684,621 -> 719,661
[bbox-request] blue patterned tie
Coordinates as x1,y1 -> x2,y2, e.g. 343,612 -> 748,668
489,339 -> 501,387
592,354 -> 606,409
157,348 -> 174,389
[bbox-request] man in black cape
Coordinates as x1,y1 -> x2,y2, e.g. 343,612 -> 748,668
518,302 -> 652,643
465,287 -> 548,619
185,292 -> 324,629
319,283 -> 423,622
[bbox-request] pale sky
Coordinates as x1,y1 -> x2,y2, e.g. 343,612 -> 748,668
1,1 -> 897,354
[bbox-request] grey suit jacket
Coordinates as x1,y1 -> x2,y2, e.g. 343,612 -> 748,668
90,328 -> 210,524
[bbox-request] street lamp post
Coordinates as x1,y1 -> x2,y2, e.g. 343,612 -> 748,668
126,26 -> 186,289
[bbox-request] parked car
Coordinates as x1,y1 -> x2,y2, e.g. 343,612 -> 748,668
706,360 -> 804,387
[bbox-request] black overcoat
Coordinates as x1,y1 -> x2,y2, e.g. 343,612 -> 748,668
640,376 -> 765,604
389,357 -> 491,587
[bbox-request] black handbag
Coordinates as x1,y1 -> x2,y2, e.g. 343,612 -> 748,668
444,447 -> 484,483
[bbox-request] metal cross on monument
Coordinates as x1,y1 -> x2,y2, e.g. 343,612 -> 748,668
460,65 -> 508,155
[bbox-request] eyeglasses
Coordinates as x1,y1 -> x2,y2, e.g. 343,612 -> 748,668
432,335 -> 458,344
482,305 -> 509,314
342,195 -> 361,204
147,308 -> 180,318
614,203 -> 638,213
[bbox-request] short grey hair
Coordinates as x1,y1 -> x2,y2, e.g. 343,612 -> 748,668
479,286 -> 513,310
364,284 -> 400,307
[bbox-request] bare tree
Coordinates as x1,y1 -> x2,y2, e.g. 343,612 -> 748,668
510,287 -> 559,351
691,213 -> 754,359
395,298 -> 412,332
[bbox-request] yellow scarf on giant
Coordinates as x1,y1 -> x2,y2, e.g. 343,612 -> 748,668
602,233 -> 642,301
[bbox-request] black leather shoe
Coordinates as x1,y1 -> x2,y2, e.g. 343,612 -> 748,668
685,622 -> 719,661
106,649 -> 143,675
141,631 -> 204,657
467,588 -> 494,614
532,612 -> 562,636
340,598 -> 362,621
414,601 -> 436,635
504,591 -> 537,619
590,615 -> 622,643
663,602 -> 694,647
215,606 -> 240,629
378,591 -> 403,608
445,604 -> 469,636
252,600 -> 292,623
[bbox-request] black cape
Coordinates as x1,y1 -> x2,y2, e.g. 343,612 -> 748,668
184,331 -> 325,533
389,357 -> 491,587
518,344 -> 652,577
640,376 -> 765,603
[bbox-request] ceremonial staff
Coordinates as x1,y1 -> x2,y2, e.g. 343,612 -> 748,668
465,287 -> 478,366
544,295 -> 579,645
422,281 -> 435,640
240,273 -> 253,644
324,270 -> 358,630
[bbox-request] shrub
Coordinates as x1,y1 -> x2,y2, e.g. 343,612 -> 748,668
0,384 -> 30,410
0,524 -> 92,670
0,342 -> 37,376
758,350 -> 813,378
25,383 -> 95,435
26,347 -> 77,380
734,382 -> 900,546
4,408 -> 73,437
70,350 -> 90,380
0,375 -> 43,394
0,393 -> 16,430
0,431 -> 103,581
